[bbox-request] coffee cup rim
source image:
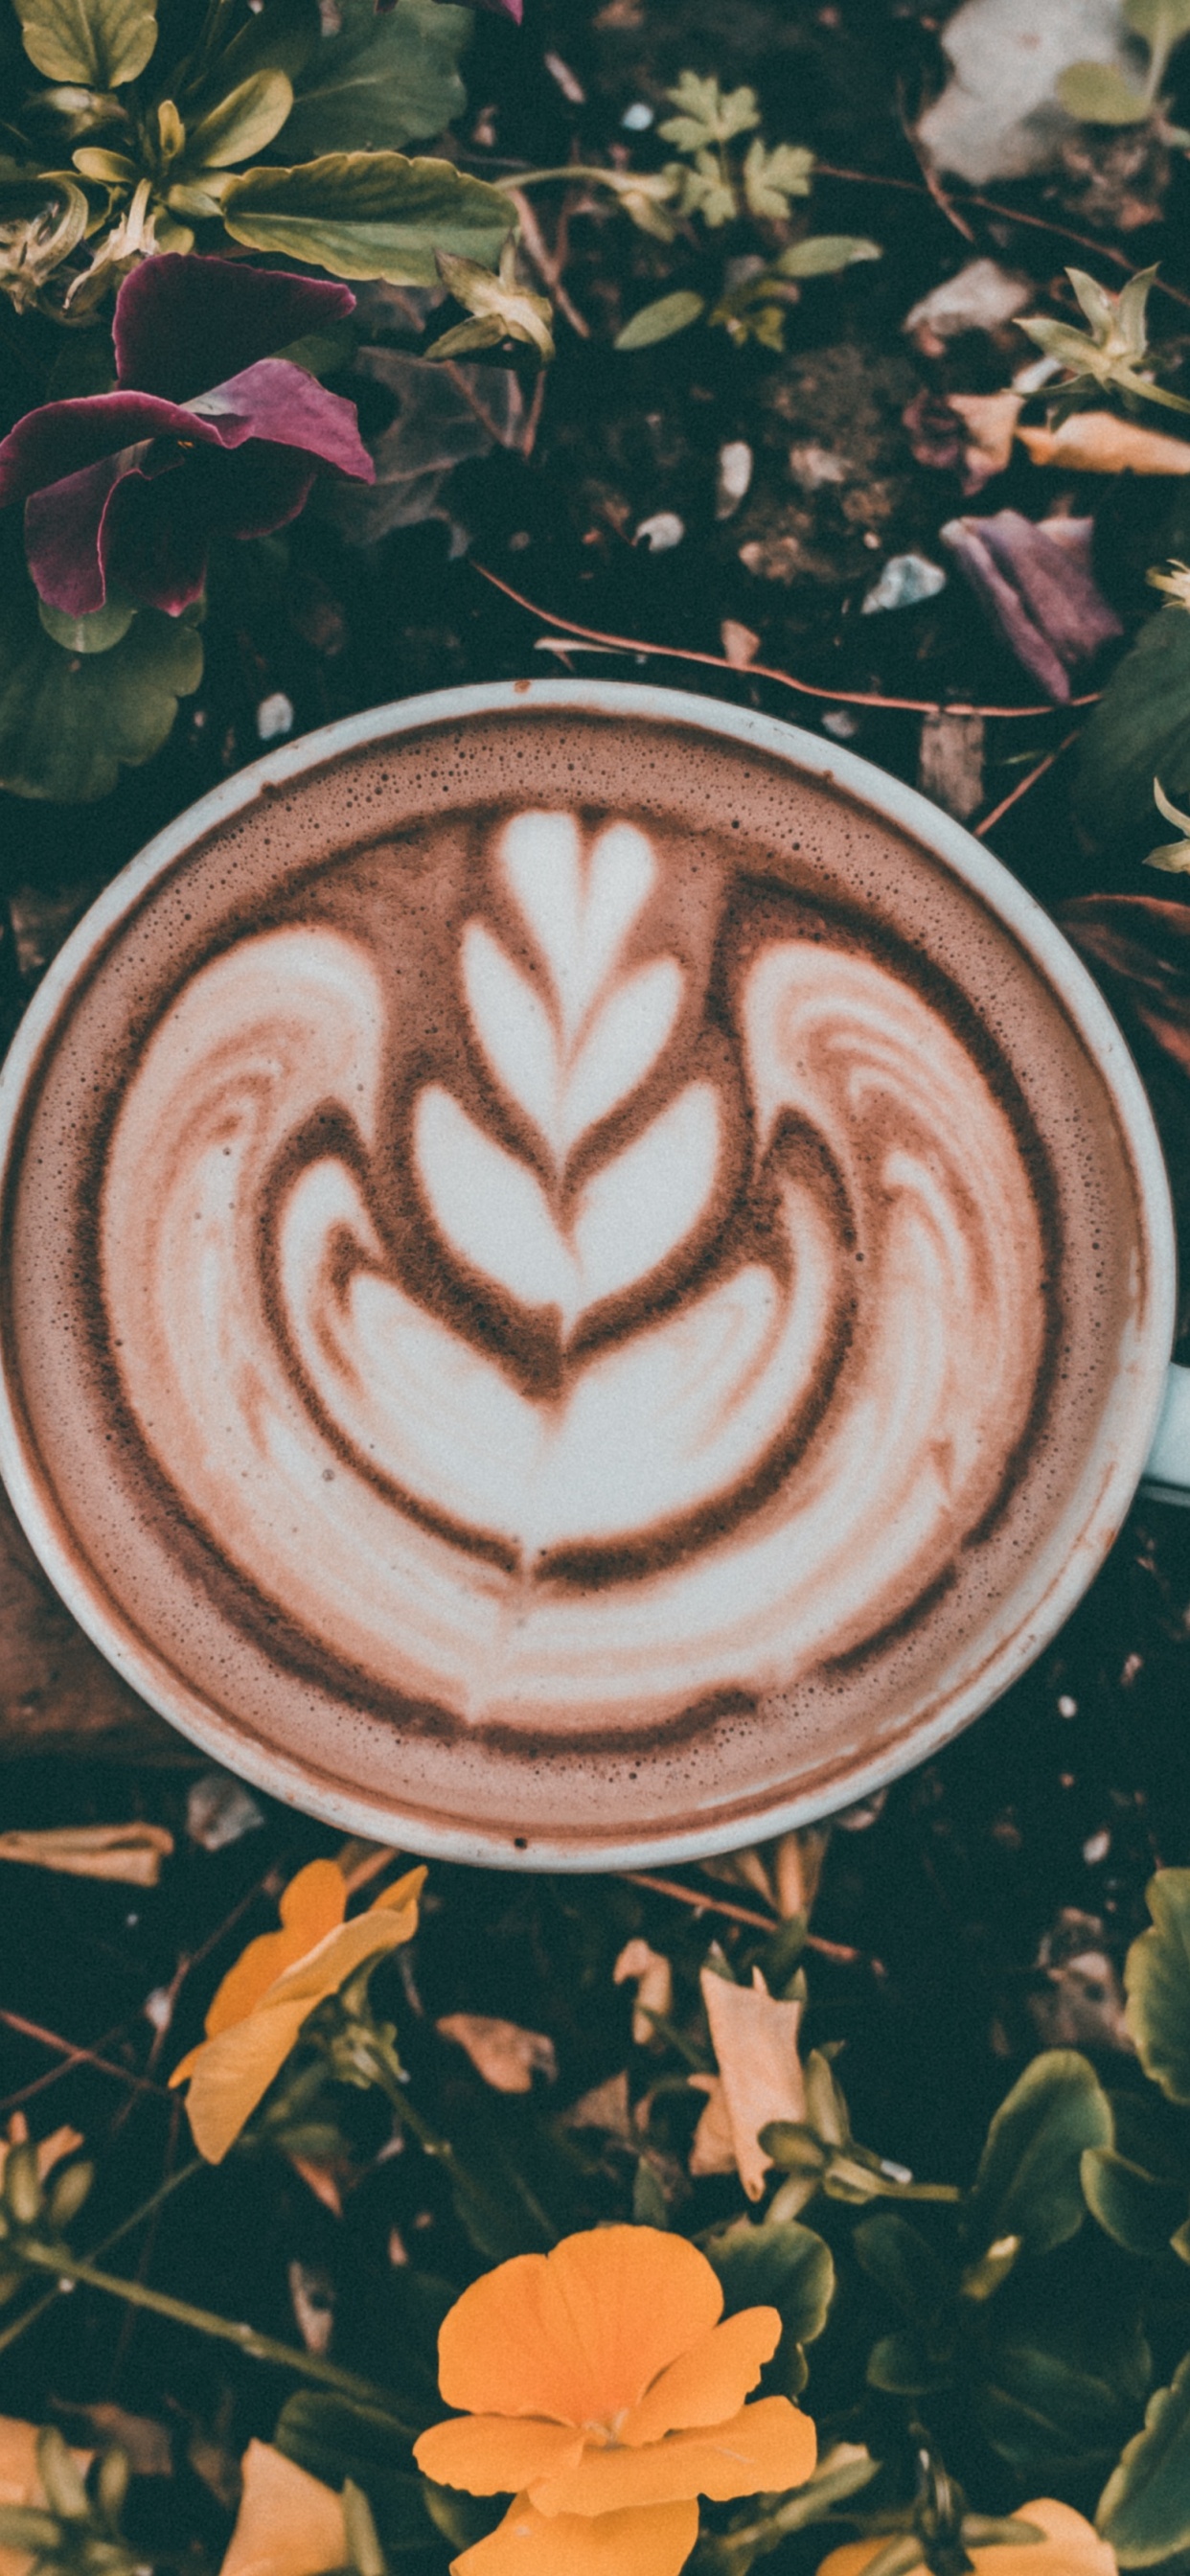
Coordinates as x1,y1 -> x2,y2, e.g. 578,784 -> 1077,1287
0,677 -> 1175,1868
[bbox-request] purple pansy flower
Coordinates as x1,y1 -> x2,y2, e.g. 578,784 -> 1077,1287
0,256 -> 376,618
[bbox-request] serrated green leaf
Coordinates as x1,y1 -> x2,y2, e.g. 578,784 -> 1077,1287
1058,62 -> 1154,124
274,2393 -> 431,2557
36,593 -> 136,655
1082,2146 -> 1190,2255
968,2052 -> 1112,2259
614,288 -> 705,351
185,70 -> 294,168
1076,608 -> 1190,850
777,234 -> 881,278
1098,2351 -> 1190,2563
1127,1871 -> 1190,2101
222,151 -> 511,284
659,70 -> 760,153
282,0 -> 471,158
15,0 -> 156,85
0,569 -> 201,802
743,138 -> 814,219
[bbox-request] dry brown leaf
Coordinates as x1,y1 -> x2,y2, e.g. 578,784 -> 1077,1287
688,2073 -> 738,2178
1018,411 -> 1190,475
613,1939 -> 674,2046
950,392 -> 1022,493
562,2070 -> 634,2139
219,2441 -> 346,2576
695,1966 -> 806,2200
437,2012 -> 557,2094
773,1828 -> 831,1921
721,620 -> 761,667
0,1825 -> 173,1887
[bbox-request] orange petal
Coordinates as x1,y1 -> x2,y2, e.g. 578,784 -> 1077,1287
371,1865 -> 427,1920
177,1907 -> 419,2163
219,2439 -> 347,2576
438,2229 -> 722,2426
528,2397 -> 815,2516
621,2308 -> 783,2443
451,2495 -> 698,2576
414,2418 -> 584,2496
1018,413 -> 1190,476
204,1862 -> 347,2039
973,2500 -> 1116,2576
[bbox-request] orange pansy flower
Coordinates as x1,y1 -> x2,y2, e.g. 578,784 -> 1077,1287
816,2500 -> 1116,2576
218,2441 -> 348,2576
171,1858 -> 425,2165
414,2224 -> 816,2576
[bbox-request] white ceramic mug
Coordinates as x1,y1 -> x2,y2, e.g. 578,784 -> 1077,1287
0,678 -> 1185,1872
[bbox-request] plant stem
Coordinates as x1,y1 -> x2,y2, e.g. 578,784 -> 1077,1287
365,2054 -> 558,2248
17,2242 -> 415,2424
0,2154 -> 206,2360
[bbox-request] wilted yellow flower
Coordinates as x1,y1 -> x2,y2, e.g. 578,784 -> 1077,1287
817,2498 -> 1115,2576
414,2223 -> 815,2576
219,2441 -> 347,2576
171,1857 -> 424,2164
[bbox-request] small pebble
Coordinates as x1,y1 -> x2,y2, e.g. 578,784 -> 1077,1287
1058,1694 -> 1077,1718
144,1986 -> 173,2034
861,553 -> 947,614
257,691 -> 294,743
188,1770 -> 264,1852
635,511 -> 685,552
716,441 -> 753,518
621,101 -> 653,129
1083,1829 -> 1111,1866
822,707 -> 859,740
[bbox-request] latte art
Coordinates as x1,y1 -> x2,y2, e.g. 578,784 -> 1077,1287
99,802 -> 1049,1735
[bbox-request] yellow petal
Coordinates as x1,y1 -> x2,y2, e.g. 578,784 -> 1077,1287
438,2229 -> 722,2426
177,1907 -> 419,2162
700,1969 -> 806,2201
621,2308 -> 783,2444
414,2417 -> 584,2496
815,2502 -> 1115,2576
451,2495 -> 698,2576
528,2397 -> 816,2515
203,1862 -> 347,2039
370,1864 -> 426,1919
1018,412 -> 1190,475
219,2440 -> 347,2576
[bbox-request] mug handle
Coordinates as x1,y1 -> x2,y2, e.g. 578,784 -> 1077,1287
1140,1361 -> 1190,1505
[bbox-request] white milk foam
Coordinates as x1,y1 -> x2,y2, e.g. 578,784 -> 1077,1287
100,804 -> 1045,1730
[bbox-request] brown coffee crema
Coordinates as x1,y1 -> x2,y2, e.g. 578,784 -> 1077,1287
2,711 -> 1145,1853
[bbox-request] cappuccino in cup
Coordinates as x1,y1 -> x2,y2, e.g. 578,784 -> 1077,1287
0,685 -> 1173,1864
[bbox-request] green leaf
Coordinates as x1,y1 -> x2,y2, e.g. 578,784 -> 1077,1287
1127,1871 -> 1190,2102
659,70 -> 760,153
36,593 -> 137,655
706,2217 -> 835,2346
0,570 -> 201,803
854,2212 -> 953,2326
968,2052 -> 1113,2259
980,2324 -> 1151,2474
1082,2147 -> 1190,2257
1126,0 -> 1190,47
193,0 -> 320,95
743,138 -> 814,219
274,2394 -> 433,2558
14,0 -> 157,84
1057,62 -> 1154,123
1098,2351 -> 1190,2563
777,234 -> 881,277
221,151 -> 511,284
614,288 -> 706,351
867,2331 -> 953,2395
0,2508 -> 60,2550
281,0 -> 471,158
185,71 -> 294,168
1076,607 -> 1190,851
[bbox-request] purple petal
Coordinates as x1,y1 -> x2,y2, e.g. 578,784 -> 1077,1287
0,390 -> 217,509
974,509 -> 1121,669
24,443 -> 191,614
207,442 -> 319,541
940,518 -> 1071,702
188,359 -> 375,481
114,255 -> 356,403
93,457 -> 212,614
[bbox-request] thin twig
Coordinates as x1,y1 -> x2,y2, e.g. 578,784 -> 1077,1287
0,2010 -> 169,2102
897,84 -> 976,242
974,726 -> 1081,838
507,189 -> 590,339
475,563 -> 1101,720
622,1871 -> 881,1971
812,161 -> 1190,312
0,2019 -> 135,2118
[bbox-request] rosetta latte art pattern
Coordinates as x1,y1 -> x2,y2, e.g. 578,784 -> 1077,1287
100,810 -> 1048,1738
